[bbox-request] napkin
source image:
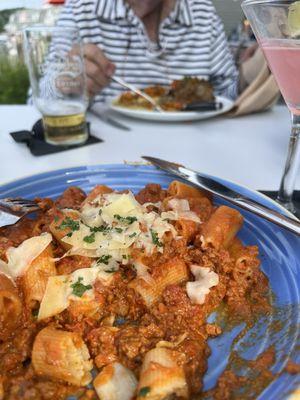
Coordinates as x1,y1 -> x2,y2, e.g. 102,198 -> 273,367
10,119 -> 103,157
230,48 -> 280,117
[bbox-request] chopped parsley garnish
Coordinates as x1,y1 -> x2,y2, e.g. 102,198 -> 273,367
54,215 -> 59,222
83,232 -> 95,243
66,232 -> 73,238
138,387 -> 151,397
150,229 -> 163,247
97,255 -> 112,265
115,227 -> 123,233
114,214 -> 138,224
57,217 -> 80,232
129,232 -> 137,238
70,277 -> 92,297
98,209 -> 102,215
104,268 -> 116,273
122,254 -> 127,259
90,225 -> 111,234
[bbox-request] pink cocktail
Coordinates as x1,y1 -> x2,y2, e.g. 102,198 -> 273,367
242,0 -> 300,213
261,39 -> 300,115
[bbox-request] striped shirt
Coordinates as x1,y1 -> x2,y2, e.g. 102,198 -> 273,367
57,0 -> 238,103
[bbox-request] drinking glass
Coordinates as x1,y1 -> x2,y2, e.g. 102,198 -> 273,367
24,26 -> 88,146
242,0 -> 300,214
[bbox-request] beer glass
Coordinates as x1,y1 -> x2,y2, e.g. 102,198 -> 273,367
24,26 -> 88,146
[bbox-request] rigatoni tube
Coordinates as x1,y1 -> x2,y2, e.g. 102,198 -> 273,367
32,327 -> 93,386
0,273 -> 22,340
129,258 -> 188,307
22,245 -> 56,308
137,347 -> 188,399
201,206 -> 243,250
94,362 -> 137,400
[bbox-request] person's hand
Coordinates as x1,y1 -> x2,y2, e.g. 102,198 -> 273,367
83,43 -> 116,97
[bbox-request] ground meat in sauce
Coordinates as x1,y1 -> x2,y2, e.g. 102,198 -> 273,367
284,360 -> 300,374
135,183 -> 167,204
0,184 -> 276,400
55,187 -> 86,210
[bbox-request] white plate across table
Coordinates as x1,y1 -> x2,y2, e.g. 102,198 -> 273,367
109,95 -> 234,122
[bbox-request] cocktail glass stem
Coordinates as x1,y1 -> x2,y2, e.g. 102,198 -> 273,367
277,113 -> 300,214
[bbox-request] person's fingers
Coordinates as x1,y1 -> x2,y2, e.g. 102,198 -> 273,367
85,60 -> 109,89
86,77 -> 100,97
83,43 -> 115,78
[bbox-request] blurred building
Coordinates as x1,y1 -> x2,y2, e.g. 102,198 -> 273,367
0,2 -> 62,61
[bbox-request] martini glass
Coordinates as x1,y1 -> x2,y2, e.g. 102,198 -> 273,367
242,0 -> 300,214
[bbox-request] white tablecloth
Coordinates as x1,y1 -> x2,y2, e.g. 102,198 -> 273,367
0,104 -> 297,191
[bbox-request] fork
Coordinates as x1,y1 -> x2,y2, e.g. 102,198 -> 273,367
112,76 -> 164,113
0,198 -> 40,228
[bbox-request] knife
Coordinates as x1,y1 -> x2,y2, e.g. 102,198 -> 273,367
142,156 -> 300,236
89,109 -> 131,131
184,101 -> 223,112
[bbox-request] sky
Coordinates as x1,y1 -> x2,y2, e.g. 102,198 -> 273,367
0,0 -> 44,10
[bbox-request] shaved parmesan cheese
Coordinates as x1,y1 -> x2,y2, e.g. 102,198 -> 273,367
69,268 -> 99,300
61,190 -> 177,265
179,212 -> 201,224
80,203 -> 103,227
0,233 -> 52,279
169,198 -> 190,212
102,193 -> 140,222
161,199 -> 202,224
0,260 -> 12,281
97,271 -> 116,285
38,275 -> 69,320
133,261 -> 154,284
186,265 -> 219,305
38,266 -> 116,320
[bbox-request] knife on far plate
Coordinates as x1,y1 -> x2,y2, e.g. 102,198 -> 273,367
142,156 -> 300,236
90,109 -> 131,131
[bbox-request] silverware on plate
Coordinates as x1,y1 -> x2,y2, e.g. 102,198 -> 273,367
112,76 -> 164,113
142,156 -> 300,236
184,101 -> 223,112
0,198 -> 40,228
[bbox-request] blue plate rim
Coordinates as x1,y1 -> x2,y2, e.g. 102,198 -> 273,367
0,162 -> 296,219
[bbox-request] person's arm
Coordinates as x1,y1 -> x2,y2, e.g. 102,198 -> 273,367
57,0 -> 115,98
209,14 -> 239,100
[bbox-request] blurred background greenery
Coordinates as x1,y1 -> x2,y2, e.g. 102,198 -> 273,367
0,56 -> 30,104
0,9 -> 29,104
0,5 -> 61,104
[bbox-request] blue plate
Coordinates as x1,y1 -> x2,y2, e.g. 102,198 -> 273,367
0,164 -> 299,399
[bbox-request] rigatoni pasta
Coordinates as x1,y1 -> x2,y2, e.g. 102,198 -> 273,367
129,258 -> 188,307
0,181 -> 271,399
137,347 -> 188,399
94,362 -> 137,400
0,273 -> 22,340
22,245 -> 56,308
168,180 -> 211,200
201,205 -> 243,250
32,327 -> 93,386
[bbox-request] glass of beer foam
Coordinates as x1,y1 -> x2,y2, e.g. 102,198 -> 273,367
24,26 -> 89,146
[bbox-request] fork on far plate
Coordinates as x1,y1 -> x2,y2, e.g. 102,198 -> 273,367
112,76 -> 164,113
0,198 -> 40,228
